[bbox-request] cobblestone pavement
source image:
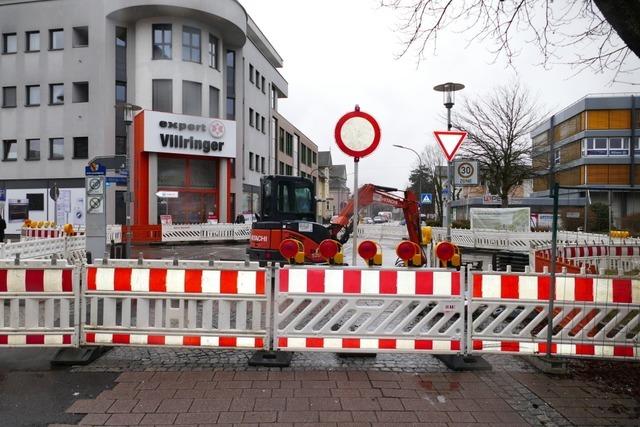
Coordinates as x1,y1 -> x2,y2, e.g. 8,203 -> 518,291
60,348 -> 640,426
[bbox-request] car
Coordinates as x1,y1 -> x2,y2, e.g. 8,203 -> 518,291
373,215 -> 387,223
363,217 -> 373,224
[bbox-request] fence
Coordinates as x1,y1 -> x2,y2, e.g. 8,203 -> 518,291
533,244 -> 640,274
0,258 -> 637,362
0,236 -> 86,262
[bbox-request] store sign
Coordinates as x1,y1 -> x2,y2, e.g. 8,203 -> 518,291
144,111 -> 236,158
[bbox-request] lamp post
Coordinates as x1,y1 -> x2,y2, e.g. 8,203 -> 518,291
116,102 -> 142,258
433,82 -> 464,242
393,144 -> 423,211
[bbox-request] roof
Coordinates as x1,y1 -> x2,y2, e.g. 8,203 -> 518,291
318,151 -> 332,167
330,164 -> 347,180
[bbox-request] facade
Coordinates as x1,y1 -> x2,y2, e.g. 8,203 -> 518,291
328,164 -> 350,217
0,0 -> 292,232
316,151 -> 332,223
271,111 -> 319,185
530,94 -> 640,226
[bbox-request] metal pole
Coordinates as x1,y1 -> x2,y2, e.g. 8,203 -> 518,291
445,106 -> 453,242
352,158 -> 359,266
125,122 -> 132,258
546,182 -> 560,356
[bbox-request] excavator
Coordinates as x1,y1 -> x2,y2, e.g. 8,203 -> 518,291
247,175 -> 424,264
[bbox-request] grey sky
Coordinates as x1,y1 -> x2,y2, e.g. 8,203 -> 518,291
241,0 -> 639,191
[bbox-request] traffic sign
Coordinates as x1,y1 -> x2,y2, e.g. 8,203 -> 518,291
434,131 -> 467,162
334,107 -> 381,158
454,160 -> 478,186
49,185 -> 60,201
156,191 -> 179,198
420,193 -> 433,204
87,196 -> 104,214
85,162 -> 106,176
86,177 -> 105,195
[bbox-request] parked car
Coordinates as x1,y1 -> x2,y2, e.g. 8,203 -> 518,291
373,215 -> 387,223
363,217 -> 374,224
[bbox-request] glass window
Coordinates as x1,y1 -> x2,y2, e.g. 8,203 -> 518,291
152,79 -> 172,113
190,159 -> 217,188
26,31 -> 40,52
208,34 -> 218,68
249,64 -> 254,83
26,139 -> 40,160
2,140 -> 17,161
115,81 -> 126,103
301,144 -> 306,164
182,80 -> 201,116
182,26 -> 200,63
2,86 -> 16,107
49,29 -> 63,50
261,157 -> 265,173
585,138 -> 607,156
3,33 -> 17,53
226,50 -> 236,120
226,97 -> 235,120
635,137 -> 640,154
608,137 -> 629,156
279,161 -> 284,175
271,87 -> 277,110
261,116 -> 266,134
49,83 -> 64,104
72,26 -> 88,47
255,71 -> 261,89
158,157 -> 186,187
249,152 -> 254,170
312,151 -> 317,164
72,81 -> 89,103
553,149 -> 560,165
249,108 -> 254,127
152,24 -> 171,59
49,137 -> 64,159
285,132 -> 293,156
261,76 -> 266,94
73,137 -> 88,159
286,164 -> 293,175
26,85 -> 40,106
209,86 -> 220,118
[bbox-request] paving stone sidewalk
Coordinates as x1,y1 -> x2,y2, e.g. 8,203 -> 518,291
62,368 -> 640,426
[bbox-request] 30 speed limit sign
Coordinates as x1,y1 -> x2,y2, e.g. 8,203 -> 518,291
454,160 -> 478,186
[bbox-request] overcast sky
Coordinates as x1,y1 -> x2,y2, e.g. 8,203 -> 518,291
241,0 -> 639,191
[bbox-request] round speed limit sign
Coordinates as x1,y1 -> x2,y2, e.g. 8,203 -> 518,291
455,160 -> 477,185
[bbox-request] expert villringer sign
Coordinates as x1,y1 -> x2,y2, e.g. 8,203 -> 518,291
143,111 -> 237,158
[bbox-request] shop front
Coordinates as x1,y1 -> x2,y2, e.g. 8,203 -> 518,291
133,111 -> 236,225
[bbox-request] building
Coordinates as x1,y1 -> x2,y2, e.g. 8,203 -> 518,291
271,111 -> 318,182
316,151 -> 332,223
0,0 -> 299,233
328,164 -> 350,217
530,93 -> 640,227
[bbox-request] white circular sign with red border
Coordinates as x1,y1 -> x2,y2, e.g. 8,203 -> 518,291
334,108 -> 381,158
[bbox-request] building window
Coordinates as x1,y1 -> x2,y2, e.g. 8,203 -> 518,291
584,138 -> 608,156
285,132 -> 293,156
2,86 -> 16,108
255,71 -> 261,90
271,86 -> 277,110
286,164 -> 293,176
152,79 -> 172,113
312,151 -> 317,164
261,116 -> 266,134
279,161 -> 284,175
3,33 -> 17,54
72,81 -> 89,103
73,137 -> 88,159
249,64 -> 254,83
208,34 -> 218,69
261,157 -> 265,173
261,76 -> 266,94
49,83 -> 64,105
2,140 -> 17,161
49,29 -> 64,50
209,86 -> 219,118
49,138 -> 64,160
635,137 -> 640,154
249,152 -> 254,170
249,108 -> 254,127
301,144 -> 307,164
279,127 -> 285,152
182,26 -> 201,63
553,149 -> 560,166
72,26 -> 89,47
26,85 -> 40,106
226,50 -> 236,120
152,24 -> 171,59
608,137 -> 629,156
26,139 -> 40,160
26,31 -> 40,52
182,80 -> 202,116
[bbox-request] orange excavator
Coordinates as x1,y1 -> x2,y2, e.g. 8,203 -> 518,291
248,175 -> 424,264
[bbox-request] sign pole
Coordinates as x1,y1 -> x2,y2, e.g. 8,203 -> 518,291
446,160 -> 453,241
352,157 -> 359,266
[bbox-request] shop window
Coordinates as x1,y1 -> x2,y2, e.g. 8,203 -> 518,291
2,140 -> 17,161
49,83 -> 64,105
182,26 -> 201,63
72,82 -> 89,103
2,86 -> 16,108
26,85 -> 40,106
73,137 -> 88,159
49,29 -> 63,50
26,138 -> 40,160
72,26 -> 89,47
152,79 -> 172,113
190,158 -> 217,187
152,24 -> 171,59
182,80 -> 202,116
158,157 -> 186,187
49,138 -> 64,160
3,33 -> 17,53
26,31 -> 39,52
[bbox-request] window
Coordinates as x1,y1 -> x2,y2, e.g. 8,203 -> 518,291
209,86 -> 219,118
249,64 -> 254,83
2,140 -> 17,161
182,80 -> 202,116
608,137 -> 629,156
261,116 -> 266,134
26,139 -> 40,160
2,86 -> 16,108
279,161 -> 284,175
49,83 -> 64,105
190,158 -> 217,188
152,79 -> 172,113
255,71 -> 261,90
26,31 -> 40,52
261,157 -> 265,173
584,138 -> 608,156
249,108 -> 254,127
301,144 -> 306,164
271,87 -> 277,110
249,152 -> 254,170
3,33 -> 17,53
116,82 -> 126,103
72,26 -> 88,47
285,132 -> 293,156
182,26 -> 201,63
279,127 -> 285,152
286,164 -> 293,176
553,149 -> 560,166
49,29 -> 63,50
73,137 -> 88,159
208,34 -> 218,68
635,137 -> 640,154
152,24 -> 171,59
226,50 -> 236,120
26,85 -> 40,106
158,157 -> 186,187
312,151 -> 317,164
261,76 -> 266,94
49,138 -> 64,160
72,82 -> 89,103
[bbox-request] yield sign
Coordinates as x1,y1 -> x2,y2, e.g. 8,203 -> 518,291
434,131 -> 467,162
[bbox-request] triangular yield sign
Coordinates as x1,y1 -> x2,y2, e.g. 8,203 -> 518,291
434,131 -> 467,162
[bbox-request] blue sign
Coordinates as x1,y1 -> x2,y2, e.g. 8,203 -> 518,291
0,189 -> 5,202
420,193 -> 433,204
85,162 -> 106,176
106,176 -> 128,185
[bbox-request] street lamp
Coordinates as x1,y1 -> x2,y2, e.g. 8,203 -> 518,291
433,82 -> 464,242
115,102 -> 142,258
393,144 -> 423,208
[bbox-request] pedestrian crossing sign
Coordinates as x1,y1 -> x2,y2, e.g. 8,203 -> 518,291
420,193 -> 433,204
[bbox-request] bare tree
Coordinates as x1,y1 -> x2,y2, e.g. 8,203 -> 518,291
380,0 -> 640,81
407,144 -> 446,223
451,82 -> 542,207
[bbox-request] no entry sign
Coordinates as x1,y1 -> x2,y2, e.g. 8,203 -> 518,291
334,107 -> 381,158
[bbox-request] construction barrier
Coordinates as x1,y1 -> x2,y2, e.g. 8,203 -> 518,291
0,260 -> 79,347
81,259 -> 269,350
470,270 -> 639,359
533,243 -> 640,274
274,267 -> 464,353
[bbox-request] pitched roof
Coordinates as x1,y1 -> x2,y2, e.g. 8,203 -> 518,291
318,151 -> 332,167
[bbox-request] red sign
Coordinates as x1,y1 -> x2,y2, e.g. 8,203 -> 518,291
334,107 -> 381,158
434,131 -> 467,162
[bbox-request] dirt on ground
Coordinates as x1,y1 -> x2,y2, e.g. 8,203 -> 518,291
568,359 -> 640,402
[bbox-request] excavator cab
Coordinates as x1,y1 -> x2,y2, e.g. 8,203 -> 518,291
259,175 -> 315,222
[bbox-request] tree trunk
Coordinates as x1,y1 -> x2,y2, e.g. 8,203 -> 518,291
501,195 -> 509,208
594,0 -> 640,58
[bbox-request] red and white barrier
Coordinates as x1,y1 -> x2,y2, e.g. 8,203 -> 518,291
278,337 -> 460,352
85,333 -> 263,348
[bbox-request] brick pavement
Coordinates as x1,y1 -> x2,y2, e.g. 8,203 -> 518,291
62,368 -> 640,426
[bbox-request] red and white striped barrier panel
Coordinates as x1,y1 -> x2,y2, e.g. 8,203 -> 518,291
85,333 -> 263,348
471,340 -> 637,358
275,267 -> 464,354
21,228 -> 65,239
